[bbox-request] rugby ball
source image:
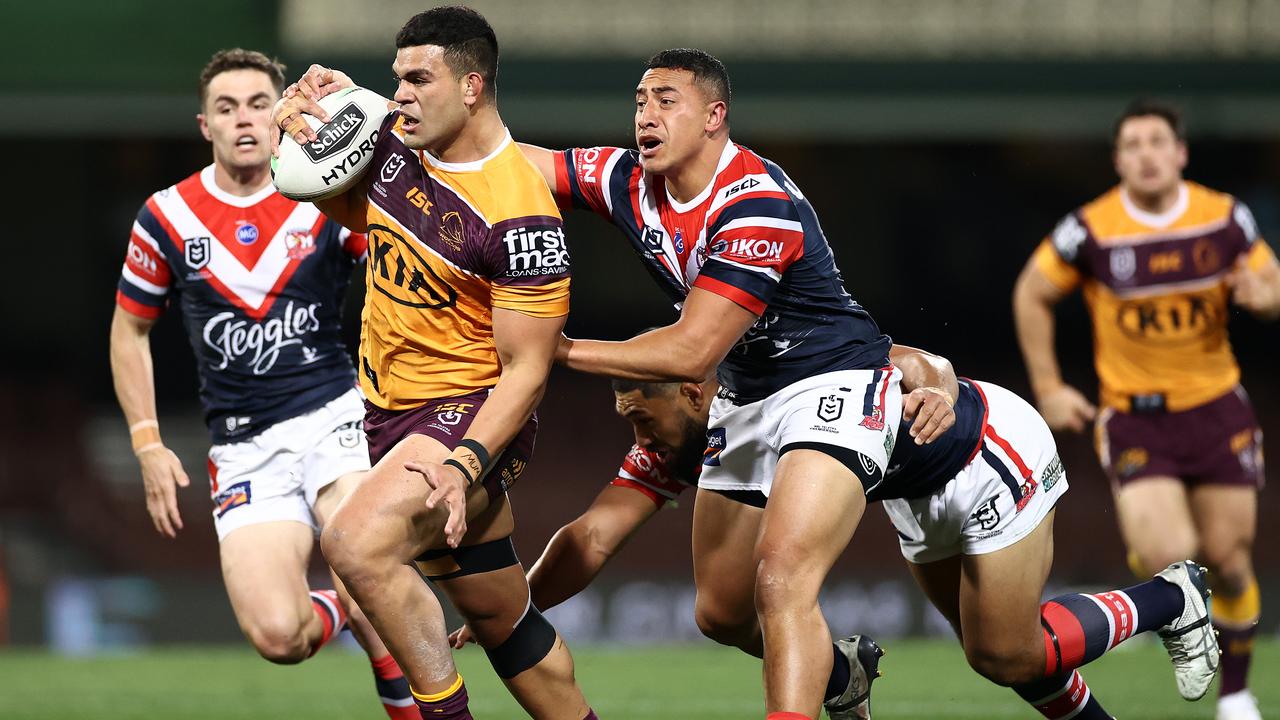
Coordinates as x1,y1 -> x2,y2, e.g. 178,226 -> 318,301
271,86 -> 391,202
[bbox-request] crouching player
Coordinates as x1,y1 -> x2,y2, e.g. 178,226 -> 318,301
455,345 -> 1220,719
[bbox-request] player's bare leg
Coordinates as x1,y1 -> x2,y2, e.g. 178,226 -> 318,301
434,502 -> 589,720
1114,477 -> 1198,574
691,489 -> 765,654
1190,485 -> 1261,719
323,434 -> 592,720
756,449 -> 865,718
221,521 -> 329,663
321,435 -> 467,698
314,473 -> 416,719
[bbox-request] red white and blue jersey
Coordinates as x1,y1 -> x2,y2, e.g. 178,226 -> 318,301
609,444 -> 695,506
116,165 -> 365,443
556,141 -> 890,402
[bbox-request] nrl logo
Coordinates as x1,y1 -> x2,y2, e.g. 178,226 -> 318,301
185,236 -> 210,270
816,394 -> 844,422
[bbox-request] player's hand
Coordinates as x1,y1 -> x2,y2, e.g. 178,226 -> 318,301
288,64 -> 354,105
1036,384 -> 1097,433
902,387 -> 955,445
271,65 -> 353,156
449,624 -> 477,649
404,460 -> 469,548
137,446 -> 190,538
1225,255 -> 1280,319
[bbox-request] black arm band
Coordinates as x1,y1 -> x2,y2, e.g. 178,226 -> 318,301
442,458 -> 477,486
457,438 -> 493,475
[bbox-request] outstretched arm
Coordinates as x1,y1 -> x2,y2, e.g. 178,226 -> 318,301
559,287 -> 758,382
890,343 -> 958,445
1012,258 -> 1096,432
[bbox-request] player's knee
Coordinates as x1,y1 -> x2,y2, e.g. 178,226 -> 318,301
481,605 -> 558,680
963,641 -> 1041,687
320,516 -> 386,586
1201,547 -> 1253,596
1134,540 -> 1197,579
245,618 -> 311,665
753,549 -> 819,616
693,595 -> 755,647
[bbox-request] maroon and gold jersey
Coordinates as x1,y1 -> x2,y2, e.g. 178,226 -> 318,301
361,117 -> 570,410
609,445 -> 696,507
1033,181 -> 1276,412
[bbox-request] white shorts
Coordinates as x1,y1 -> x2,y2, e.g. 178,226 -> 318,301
882,381 -> 1068,564
208,388 -> 369,541
699,367 -> 902,496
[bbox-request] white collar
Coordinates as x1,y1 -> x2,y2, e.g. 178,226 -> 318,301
665,139 -> 739,213
200,165 -> 275,208
420,128 -> 513,173
1120,182 -> 1188,229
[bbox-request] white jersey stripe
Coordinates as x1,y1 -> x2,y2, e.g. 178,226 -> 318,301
121,265 -> 167,296
131,221 -> 163,253
704,255 -> 783,283
715,216 -> 804,235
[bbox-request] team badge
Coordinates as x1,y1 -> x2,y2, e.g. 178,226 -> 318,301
235,222 -> 259,245
970,497 -> 1000,531
184,236 -> 210,270
439,211 -> 465,251
674,228 -> 685,254
285,229 -> 316,260
817,394 -> 844,422
334,420 -> 363,449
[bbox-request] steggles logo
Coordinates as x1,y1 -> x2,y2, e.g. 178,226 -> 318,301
202,301 -> 322,375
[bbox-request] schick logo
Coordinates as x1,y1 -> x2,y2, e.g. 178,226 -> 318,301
304,104 -> 366,162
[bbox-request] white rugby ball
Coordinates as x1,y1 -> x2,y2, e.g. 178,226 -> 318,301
271,86 -> 391,202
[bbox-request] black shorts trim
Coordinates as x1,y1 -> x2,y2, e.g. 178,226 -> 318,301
780,441 -> 883,490
707,488 -> 768,508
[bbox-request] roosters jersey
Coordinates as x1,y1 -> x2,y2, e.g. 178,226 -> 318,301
609,444 -> 695,506
556,142 -> 890,403
1033,182 -> 1277,412
361,118 -> 570,410
116,166 -> 365,443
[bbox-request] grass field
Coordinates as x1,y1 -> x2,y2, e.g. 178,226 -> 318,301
0,639 -> 1274,719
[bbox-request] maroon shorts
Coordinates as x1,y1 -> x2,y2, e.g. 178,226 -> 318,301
364,390 -> 537,501
1097,386 -> 1264,489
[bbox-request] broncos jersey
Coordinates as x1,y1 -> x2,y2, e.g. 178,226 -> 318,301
361,117 -> 570,410
116,165 -> 365,443
1033,181 -> 1277,412
556,142 -> 890,403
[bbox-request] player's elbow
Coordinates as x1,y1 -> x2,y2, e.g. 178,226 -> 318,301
570,518 -> 621,567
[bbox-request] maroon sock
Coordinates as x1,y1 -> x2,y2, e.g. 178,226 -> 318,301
413,679 -> 472,720
1215,621 -> 1258,696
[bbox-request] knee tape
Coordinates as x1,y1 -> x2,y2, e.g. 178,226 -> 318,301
484,602 -> 558,679
416,536 -> 520,581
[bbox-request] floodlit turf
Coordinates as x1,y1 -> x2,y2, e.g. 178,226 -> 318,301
0,639 -> 1274,719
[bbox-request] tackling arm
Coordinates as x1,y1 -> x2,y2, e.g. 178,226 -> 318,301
560,287 -> 759,382
526,485 -> 662,611
890,343 -> 959,444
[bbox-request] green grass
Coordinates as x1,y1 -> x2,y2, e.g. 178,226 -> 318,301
0,639 -> 1274,719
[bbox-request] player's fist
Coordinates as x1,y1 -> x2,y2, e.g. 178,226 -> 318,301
1225,255 -> 1280,320
902,387 -> 955,445
1036,384 -> 1097,433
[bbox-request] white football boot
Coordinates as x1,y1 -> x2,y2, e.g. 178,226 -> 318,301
1216,690 -> 1262,720
824,634 -> 884,720
1156,561 -> 1220,701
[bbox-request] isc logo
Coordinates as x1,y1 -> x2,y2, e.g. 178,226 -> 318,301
406,187 -> 432,216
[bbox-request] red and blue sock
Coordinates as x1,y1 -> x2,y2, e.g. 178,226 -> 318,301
1039,577 -> 1183,675
307,589 -> 347,657
1013,671 -> 1112,719
370,654 -> 417,720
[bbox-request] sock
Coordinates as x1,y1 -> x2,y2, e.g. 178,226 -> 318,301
1039,578 -> 1183,675
370,654 -> 417,720
824,642 -> 851,702
1213,579 -> 1261,697
308,589 -> 348,657
1013,671 -> 1113,719
766,714 -> 812,720
412,674 -> 472,720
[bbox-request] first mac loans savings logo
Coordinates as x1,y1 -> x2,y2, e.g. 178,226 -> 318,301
503,225 -> 570,277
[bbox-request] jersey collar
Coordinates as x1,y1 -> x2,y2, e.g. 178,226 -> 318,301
420,128 -> 513,173
665,139 -> 740,213
200,165 -> 276,208
1120,181 -> 1189,229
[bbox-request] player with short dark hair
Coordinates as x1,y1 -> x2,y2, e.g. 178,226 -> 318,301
109,48 -> 415,719
273,6 -> 595,720
1014,99 -> 1279,720
455,345 -> 1220,720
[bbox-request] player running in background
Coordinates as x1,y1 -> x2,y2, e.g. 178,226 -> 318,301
273,8 -> 594,720
108,49 -> 415,719
1014,99 -> 1279,720
455,345 -> 1219,720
